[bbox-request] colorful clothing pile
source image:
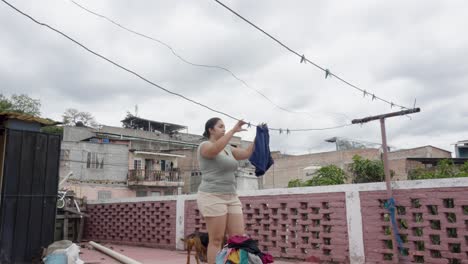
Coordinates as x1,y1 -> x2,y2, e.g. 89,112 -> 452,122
216,236 -> 274,264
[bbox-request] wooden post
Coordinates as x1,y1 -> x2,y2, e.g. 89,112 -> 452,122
77,216 -> 84,243
63,212 -> 69,240
379,118 -> 399,262
352,107 -> 421,263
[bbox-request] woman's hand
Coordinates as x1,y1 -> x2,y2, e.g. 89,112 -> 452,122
232,120 -> 247,133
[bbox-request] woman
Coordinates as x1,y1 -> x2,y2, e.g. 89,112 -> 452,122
197,117 -> 255,264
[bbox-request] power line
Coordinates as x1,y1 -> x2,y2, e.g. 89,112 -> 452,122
212,0 -> 413,110
68,0 -> 349,121
1,0 -> 351,132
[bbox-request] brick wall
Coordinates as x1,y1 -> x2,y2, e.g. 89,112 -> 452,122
388,146 -> 451,160
84,178 -> 468,264
185,193 -> 348,262
85,201 -> 177,249
361,187 -> 468,263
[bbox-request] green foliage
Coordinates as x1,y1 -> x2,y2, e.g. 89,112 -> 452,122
287,179 -> 303,188
41,125 -> 64,136
350,155 -> 389,183
408,160 -> 468,180
287,165 -> 346,187
0,94 -> 41,116
0,94 -> 13,112
304,165 -> 346,186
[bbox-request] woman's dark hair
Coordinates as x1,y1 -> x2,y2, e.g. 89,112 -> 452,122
203,117 -> 221,138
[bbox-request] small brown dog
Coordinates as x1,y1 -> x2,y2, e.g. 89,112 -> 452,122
182,231 -> 209,264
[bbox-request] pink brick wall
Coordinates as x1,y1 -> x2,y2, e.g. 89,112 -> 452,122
185,193 -> 349,263
84,201 -> 177,249
361,187 -> 468,263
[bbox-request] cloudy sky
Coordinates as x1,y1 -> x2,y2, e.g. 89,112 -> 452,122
1,0 -> 467,155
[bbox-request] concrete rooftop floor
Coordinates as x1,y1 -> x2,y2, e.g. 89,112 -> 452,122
78,243 -> 309,264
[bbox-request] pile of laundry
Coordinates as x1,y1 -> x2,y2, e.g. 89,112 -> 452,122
42,240 -> 84,264
216,235 -> 274,264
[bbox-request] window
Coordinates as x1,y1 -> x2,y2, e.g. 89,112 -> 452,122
134,159 -> 142,170
87,152 -> 104,169
136,190 -> 147,197
151,191 -> 161,197
97,191 -> 112,200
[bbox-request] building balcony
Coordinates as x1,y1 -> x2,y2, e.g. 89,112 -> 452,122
128,169 -> 183,187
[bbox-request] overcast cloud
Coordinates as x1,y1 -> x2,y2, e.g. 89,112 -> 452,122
1,0 -> 467,155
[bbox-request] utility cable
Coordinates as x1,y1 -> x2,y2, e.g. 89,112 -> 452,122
212,0 -> 412,110
1,0 -> 352,133
68,0 -> 349,121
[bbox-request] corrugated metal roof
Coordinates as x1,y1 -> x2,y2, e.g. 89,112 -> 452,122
0,111 -> 60,126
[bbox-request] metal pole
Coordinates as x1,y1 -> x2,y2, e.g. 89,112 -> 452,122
380,118 -> 399,263
89,241 -> 142,264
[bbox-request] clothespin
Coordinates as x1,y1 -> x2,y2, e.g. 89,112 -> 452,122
247,122 -> 252,128
300,55 -> 306,63
390,102 -> 394,108
325,69 -> 331,79
372,94 -> 376,101
286,129 -> 290,135
413,98 -> 417,108
363,90 -> 367,97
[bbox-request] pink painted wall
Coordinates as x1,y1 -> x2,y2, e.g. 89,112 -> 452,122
360,187 -> 468,263
85,201 -> 177,249
83,184 -> 468,263
185,193 -> 349,262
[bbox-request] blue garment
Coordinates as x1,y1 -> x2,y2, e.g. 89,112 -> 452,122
216,247 -> 229,264
249,125 -> 274,176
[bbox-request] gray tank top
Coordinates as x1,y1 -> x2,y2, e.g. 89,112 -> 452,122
197,141 -> 238,194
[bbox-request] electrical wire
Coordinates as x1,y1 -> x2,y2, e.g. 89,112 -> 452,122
212,0 -> 412,110
68,0 -> 349,121
1,0 -> 352,132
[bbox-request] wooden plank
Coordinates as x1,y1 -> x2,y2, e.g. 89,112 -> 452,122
78,217 -> 85,242
40,134 -> 60,247
13,131 -> 36,262
63,212 -> 69,240
56,215 -> 84,220
61,207 -> 89,217
26,133 -> 47,260
0,130 -> 22,262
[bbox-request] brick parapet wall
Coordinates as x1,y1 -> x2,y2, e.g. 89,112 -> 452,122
85,177 -> 468,263
85,200 -> 177,249
185,192 -> 348,262
361,187 -> 468,263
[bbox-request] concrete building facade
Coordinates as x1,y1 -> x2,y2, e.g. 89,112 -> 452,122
59,116 -> 256,200
262,146 -> 452,189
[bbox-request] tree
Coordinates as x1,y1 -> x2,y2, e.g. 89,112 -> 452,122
350,155 -> 392,183
304,165 -> 347,186
0,94 -> 13,112
0,94 -> 41,116
408,159 -> 468,180
62,108 -> 98,127
287,179 -> 303,188
287,165 -> 347,187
